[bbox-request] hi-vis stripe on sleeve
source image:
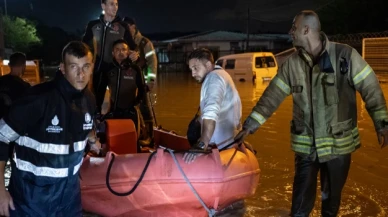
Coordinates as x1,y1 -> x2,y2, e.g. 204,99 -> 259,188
145,50 -> 155,58
273,77 -> 291,95
372,110 -> 388,121
0,119 -> 20,144
249,111 -> 266,125
353,65 -> 373,85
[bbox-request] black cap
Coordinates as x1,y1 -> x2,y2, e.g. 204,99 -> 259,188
122,17 -> 136,25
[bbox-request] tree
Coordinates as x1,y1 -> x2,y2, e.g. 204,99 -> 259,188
2,15 -> 41,52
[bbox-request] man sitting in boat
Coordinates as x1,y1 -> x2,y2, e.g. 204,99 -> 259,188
183,48 -> 242,163
104,39 -> 145,136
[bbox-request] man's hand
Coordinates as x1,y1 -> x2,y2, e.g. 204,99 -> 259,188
234,129 -> 250,144
129,51 -> 139,62
0,188 -> 15,217
378,128 -> 388,149
89,140 -> 102,156
183,141 -> 208,164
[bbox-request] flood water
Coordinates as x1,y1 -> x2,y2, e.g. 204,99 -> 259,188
5,72 -> 388,217
152,72 -> 388,217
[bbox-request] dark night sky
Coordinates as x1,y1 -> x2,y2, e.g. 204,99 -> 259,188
4,0 -> 321,34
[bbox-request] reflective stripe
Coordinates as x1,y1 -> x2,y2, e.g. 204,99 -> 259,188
353,65 -> 372,85
74,140 -> 87,152
372,110 -> 388,121
148,73 -> 156,78
316,146 -> 332,157
273,77 -> 291,95
291,143 -> 312,154
0,119 -> 20,144
16,136 -> 69,155
15,158 -> 68,178
249,111 -> 266,125
291,128 -> 359,156
291,134 -> 313,145
73,158 -> 83,175
145,50 -> 155,58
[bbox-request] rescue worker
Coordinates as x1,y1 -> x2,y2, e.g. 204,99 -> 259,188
122,17 -> 157,145
0,52 -> 31,118
104,39 -> 145,136
0,52 -> 31,163
0,41 -> 100,216
183,48 -> 242,164
235,10 -> 388,216
82,0 -> 138,115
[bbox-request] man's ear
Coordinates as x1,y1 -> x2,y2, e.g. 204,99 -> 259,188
59,63 -> 65,75
206,60 -> 212,70
304,25 -> 309,35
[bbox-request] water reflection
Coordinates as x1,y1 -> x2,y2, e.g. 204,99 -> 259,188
155,72 -> 388,217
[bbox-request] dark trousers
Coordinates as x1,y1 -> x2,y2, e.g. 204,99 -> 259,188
290,153 -> 351,217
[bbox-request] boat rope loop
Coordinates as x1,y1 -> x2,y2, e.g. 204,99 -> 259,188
106,151 -> 157,196
166,148 -> 217,217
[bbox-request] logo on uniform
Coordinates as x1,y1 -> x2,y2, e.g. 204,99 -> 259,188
83,112 -> 93,130
46,115 -> 63,133
85,113 -> 91,123
109,23 -> 120,34
123,69 -> 134,80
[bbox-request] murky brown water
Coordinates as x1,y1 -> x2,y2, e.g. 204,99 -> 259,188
5,72 -> 388,217
152,72 -> 388,217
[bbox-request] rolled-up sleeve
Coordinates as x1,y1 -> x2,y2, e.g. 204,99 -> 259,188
201,74 -> 226,121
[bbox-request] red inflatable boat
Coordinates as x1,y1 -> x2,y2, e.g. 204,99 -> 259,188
80,119 -> 260,217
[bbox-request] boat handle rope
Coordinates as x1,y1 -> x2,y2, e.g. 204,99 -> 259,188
106,151 -> 157,196
166,148 -> 217,217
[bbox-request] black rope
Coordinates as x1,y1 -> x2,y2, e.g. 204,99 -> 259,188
106,151 -> 157,196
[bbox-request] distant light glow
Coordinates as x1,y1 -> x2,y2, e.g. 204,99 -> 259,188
102,10 -> 105,15
2,60 -> 36,66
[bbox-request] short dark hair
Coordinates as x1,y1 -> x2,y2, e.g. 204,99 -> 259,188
112,39 -> 129,49
9,52 -> 26,67
122,17 -> 136,25
101,0 -> 106,4
188,48 -> 214,63
61,41 -> 92,63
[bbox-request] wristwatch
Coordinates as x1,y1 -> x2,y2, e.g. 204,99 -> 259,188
197,141 -> 205,149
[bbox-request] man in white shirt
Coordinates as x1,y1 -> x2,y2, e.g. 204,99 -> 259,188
183,48 -> 242,163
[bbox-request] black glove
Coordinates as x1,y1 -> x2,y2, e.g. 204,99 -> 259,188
235,116 -> 261,144
243,116 -> 261,134
378,128 -> 388,149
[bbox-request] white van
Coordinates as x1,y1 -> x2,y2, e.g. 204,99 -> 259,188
215,52 -> 278,82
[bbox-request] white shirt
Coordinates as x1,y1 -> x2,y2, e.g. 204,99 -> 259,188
200,66 -> 242,149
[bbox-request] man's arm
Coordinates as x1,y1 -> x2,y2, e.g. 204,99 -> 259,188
135,66 -> 145,105
0,161 -> 15,216
349,48 -> 388,145
144,41 -> 158,84
237,62 -> 291,141
200,73 -> 226,147
200,119 -> 216,148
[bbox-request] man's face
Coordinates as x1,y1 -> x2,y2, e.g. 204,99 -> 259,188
189,58 -> 210,83
112,43 -> 129,63
289,15 -> 306,48
60,52 -> 94,91
129,24 -> 136,37
102,0 -> 118,18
